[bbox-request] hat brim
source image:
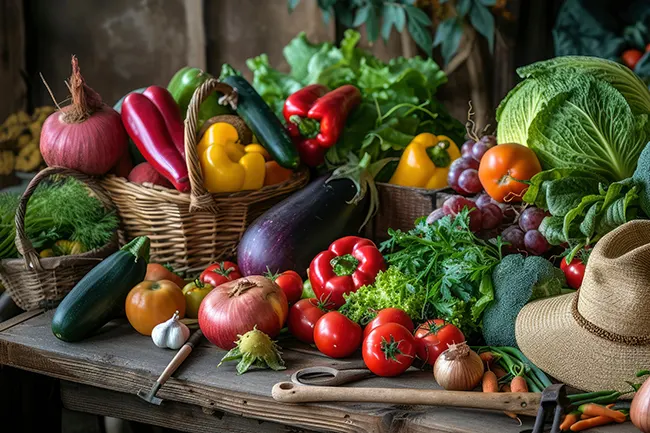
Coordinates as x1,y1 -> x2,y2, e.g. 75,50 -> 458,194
515,293 -> 650,395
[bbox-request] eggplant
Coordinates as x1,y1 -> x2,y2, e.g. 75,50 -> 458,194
237,175 -> 368,277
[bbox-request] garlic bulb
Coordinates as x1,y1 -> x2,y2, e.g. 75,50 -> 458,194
433,342 -> 484,391
151,311 -> 190,349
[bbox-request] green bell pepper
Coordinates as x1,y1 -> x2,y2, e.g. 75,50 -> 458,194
167,67 -> 231,128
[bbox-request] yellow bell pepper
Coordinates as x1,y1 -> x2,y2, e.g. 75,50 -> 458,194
389,133 -> 461,189
199,123 -> 266,193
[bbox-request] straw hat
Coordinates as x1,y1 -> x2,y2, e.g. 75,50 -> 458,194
515,219 -> 650,394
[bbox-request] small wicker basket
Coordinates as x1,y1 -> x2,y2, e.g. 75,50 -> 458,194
0,167 -> 118,311
101,78 -> 309,273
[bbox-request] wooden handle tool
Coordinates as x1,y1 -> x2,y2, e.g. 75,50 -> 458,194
272,382 -> 540,416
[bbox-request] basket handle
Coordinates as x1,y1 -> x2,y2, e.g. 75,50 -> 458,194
184,78 -> 238,212
15,166 -> 116,272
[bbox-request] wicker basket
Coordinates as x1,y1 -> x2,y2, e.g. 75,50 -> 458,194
0,167 -> 119,311
364,182 -> 450,242
101,79 -> 309,273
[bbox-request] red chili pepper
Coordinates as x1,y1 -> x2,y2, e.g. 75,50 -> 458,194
142,86 -> 185,158
283,84 -> 362,167
309,236 -> 386,308
199,261 -> 242,287
121,91 -> 189,192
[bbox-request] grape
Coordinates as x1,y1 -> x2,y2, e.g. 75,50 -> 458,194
426,208 -> 447,224
475,193 -> 491,208
458,169 -> 483,194
501,226 -> 525,252
443,195 -> 475,215
448,157 -> 480,195
519,207 -> 546,232
524,230 -> 549,255
480,203 -> 503,230
461,140 -> 475,158
468,208 -> 483,233
478,135 -> 497,148
471,142 -> 489,162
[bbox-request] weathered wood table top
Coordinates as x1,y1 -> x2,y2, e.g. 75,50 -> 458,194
0,311 -> 639,433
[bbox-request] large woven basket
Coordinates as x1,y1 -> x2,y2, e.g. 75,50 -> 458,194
364,182 -> 449,242
101,79 -> 309,273
0,167 -> 119,311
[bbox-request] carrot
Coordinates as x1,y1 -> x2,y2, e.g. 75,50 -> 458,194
482,370 -> 499,392
492,365 -> 508,379
578,403 -> 626,423
570,415 -> 614,431
501,383 -> 511,392
560,411 -> 581,431
606,404 -> 615,409
510,375 -> 528,393
580,414 -> 594,420
479,351 -> 495,367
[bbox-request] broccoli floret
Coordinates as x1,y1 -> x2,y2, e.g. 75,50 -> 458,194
633,142 -> 650,216
481,254 -> 565,347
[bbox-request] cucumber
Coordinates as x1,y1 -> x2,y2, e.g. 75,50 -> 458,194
51,237 -> 150,342
222,75 -> 300,169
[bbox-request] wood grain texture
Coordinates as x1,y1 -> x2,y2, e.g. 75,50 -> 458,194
0,0 -> 26,122
0,312 -> 638,433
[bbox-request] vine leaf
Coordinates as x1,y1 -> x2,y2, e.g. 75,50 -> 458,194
479,0 -> 497,5
456,0 -> 473,17
381,4 -> 396,42
469,2 -> 495,52
436,18 -> 464,65
353,4 -> 371,27
405,5 -> 432,26
407,16 -> 433,57
394,6 -> 406,32
366,5 -> 380,42
287,0 -> 300,12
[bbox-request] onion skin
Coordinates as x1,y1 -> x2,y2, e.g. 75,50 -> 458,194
198,276 -> 288,350
40,56 -> 127,175
632,376 -> 650,432
433,342 -> 484,391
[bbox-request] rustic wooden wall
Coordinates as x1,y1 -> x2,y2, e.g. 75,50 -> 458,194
0,0 -> 26,122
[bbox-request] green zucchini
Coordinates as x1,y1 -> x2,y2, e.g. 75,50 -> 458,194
51,237 -> 150,342
222,75 -> 300,169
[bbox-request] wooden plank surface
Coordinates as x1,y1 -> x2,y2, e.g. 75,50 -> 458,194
0,312 -> 637,433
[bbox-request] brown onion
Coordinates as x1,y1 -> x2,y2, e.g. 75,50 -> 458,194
632,372 -> 650,432
40,56 -> 127,175
433,342 -> 484,391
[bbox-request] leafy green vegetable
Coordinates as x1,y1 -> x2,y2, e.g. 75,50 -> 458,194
482,254 -> 565,347
373,208 -> 503,335
632,141 -> 650,216
239,29 -> 464,163
0,178 -> 118,259
525,169 -> 641,262
497,56 -> 650,181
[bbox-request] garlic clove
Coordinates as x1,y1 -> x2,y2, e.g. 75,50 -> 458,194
151,311 -> 190,349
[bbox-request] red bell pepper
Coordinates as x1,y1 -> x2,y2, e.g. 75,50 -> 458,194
121,88 -> 189,192
142,86 -> 185,158
199,261 -> 242,287
283,84 -> 362,167
309,236 -> 386,308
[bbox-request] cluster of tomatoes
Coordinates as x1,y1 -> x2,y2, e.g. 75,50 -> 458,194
289,304 -> 465,377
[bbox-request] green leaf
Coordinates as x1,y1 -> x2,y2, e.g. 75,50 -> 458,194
353,4 -> 371,27
366,6 -> 380,42
408,18 -> 433,57
546,177 -> 601,217
287,0 -> 300,12
479,0 -> 497,5
579,201 -> 602,239
440,19 -> 464,65
405,5 -> 432,26
433,18 -> 456,47
394,6 -> 406,32
539,216 -> 566,245
562,194 -> 602,241
457,0 -> 473,17
468,3 -> 494,52
381,5 -> 396,42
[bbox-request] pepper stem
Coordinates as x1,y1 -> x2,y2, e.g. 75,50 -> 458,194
426,140 -> 452,168
330,254 -> 359,277
289,115 -> 320,139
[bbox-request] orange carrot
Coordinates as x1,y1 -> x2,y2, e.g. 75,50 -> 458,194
510,375 -> 528,393
560,411 -> 581,431
492,365 -> 507,379
570,415 -> 614,431
482,370 -> 499,392
479,351 -> 495,367
501,383 -> 512,392
606,404 -> 615,409
580,414 -> 594,420
578,403 -> 626,423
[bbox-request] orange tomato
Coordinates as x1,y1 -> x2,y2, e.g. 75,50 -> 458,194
125,280 -> 186,335
622,49 -> 643,70
478,143 -> 542,203
144,263 -> 186,289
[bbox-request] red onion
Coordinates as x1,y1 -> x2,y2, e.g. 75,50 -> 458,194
40,56 -> 127,175
198,276 -> 288,350
632,371 -> 650,432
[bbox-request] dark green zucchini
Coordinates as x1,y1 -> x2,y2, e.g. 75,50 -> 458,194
222,75 -> 300,169
51,237 -> 150,342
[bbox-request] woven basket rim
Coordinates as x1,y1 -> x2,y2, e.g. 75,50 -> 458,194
376,182 -> 451,197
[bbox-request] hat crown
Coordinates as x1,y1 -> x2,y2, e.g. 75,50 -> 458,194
578,220 -> 650,339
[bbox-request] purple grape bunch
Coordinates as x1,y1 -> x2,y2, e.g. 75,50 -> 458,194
448,135 -> 496,196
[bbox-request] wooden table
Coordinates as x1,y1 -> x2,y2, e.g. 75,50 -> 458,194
0,311 -> 639,433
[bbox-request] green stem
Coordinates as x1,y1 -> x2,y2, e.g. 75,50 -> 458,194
289,115 -> 320,139
122,236 -> 150,263
330,254 -> 360,277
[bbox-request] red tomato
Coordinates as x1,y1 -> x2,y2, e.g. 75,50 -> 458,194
314,312 -> 362,358
622,49 -> 644,69
362,323 -> 416,377
478,143 -> 542,203
363,308 -> 414,340
287,298 -> 326,343
200,261 -> 242,287
646,43 -> 650,53
414,319 -> 465,366
560,256 -> 586,290
274,271 -> 303,304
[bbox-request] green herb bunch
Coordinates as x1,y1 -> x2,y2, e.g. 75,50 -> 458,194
0,178 -> 119,259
